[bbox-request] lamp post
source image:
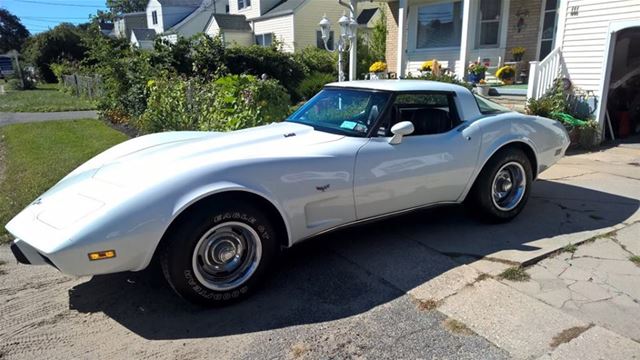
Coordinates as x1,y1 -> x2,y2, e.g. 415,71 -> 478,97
318,10 -> 358,82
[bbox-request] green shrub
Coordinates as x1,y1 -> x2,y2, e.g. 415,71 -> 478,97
7,77 -> 36,90
226,45 -> 305,101
297,72 -> 335,100
293,47 -> 337,76
140,74 -> 290,133
525,97 -> 555,119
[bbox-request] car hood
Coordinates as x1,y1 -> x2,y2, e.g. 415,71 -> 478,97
69,122 -> 345,187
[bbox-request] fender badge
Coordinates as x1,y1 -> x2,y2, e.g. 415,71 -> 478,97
32,198 -> 43,206
316,184 -> 330,192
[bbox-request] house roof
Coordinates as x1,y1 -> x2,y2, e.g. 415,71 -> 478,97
131,28 -> 157,41
157,0 -> 201,7
123,11 -> 147,18
357,8 -> 378,25
257,0 -> 306,20
211,14 -> 251,31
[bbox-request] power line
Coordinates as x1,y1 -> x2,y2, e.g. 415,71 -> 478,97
7,0 -> 107,8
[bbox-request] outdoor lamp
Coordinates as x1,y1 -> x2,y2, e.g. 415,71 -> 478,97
348,18 -> 358,40
319,15 -> 331,41
338,13 -> 350,39
318,9 -> 356,82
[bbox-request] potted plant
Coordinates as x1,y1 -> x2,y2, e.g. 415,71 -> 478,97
578,120 -> 601,149
511,47 -> 526,62
369,61 -> 388,80
419,59 -> 441,76
496,65 -> 516,85
467,62 -> 487,84
476,79 -> 490,96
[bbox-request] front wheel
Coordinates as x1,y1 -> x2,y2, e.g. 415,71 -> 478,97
468,148 -> 533,222
160,202 -> 278,306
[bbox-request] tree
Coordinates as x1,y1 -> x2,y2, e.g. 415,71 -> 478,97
0,8 -> 30,53
22,23 -> 88,82
106,0 -> 148,15
369,8 -> 387,62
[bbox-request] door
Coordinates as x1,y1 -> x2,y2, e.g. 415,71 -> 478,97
538,0 -> 560,60
353,93 -> 481,219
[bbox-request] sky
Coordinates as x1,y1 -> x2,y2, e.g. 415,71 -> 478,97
1,0 -> 108,34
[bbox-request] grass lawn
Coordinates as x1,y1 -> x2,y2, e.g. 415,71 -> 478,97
0,119 -> 128,242
0,83 -> 97,112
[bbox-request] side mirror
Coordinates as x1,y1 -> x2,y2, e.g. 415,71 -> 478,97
389,121 -> 414,144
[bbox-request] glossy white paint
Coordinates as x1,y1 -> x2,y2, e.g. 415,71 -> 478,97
5,80 -> 570,277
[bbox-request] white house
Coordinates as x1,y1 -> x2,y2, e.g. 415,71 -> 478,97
382,0 -> 640,136
130,28 -> 157,49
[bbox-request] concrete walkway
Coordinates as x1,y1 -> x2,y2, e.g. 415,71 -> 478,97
0,111 -> 98,127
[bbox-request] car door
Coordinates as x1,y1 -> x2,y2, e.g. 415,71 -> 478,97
353,92 -> 481,219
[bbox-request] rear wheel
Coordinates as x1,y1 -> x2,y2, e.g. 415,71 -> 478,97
160,201 -> 278,306
469,148 -> 532,222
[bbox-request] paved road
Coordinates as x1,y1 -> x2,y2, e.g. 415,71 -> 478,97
0,111 -> 98,126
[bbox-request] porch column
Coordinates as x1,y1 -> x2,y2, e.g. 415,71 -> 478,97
457,0 -> 472,79
349,0 -> 357,80
397,0 -> 407,77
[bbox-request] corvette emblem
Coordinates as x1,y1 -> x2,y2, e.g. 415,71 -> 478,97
31,198 -> 43,206
316,184 -> 330,192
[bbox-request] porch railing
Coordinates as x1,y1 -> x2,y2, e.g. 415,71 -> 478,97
527,48 -> 563,100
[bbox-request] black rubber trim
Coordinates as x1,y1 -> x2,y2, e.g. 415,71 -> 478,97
10,242 -> 30,264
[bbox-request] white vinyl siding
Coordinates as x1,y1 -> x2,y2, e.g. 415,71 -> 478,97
205,19 -> 252,47
252,15 -> 295,52
559,0 -> 640,94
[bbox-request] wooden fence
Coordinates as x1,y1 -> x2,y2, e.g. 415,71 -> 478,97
62,74 -> 102,99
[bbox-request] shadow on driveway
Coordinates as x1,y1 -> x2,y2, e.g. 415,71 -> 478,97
68,180 -> 639,340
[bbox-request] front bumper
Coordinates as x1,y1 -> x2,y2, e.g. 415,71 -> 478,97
10,238 -> 58,268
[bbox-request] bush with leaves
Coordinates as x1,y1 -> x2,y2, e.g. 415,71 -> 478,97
22,23 -> 89,83
140,74 -> 290,133
293,47 -> 337,77
226,45 -> 305,101
297,72 -> 334,100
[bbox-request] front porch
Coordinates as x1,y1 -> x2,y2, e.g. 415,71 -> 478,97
384,0 -> 557,83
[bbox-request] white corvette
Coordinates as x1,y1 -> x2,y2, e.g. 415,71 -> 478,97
6,80 -> 570,305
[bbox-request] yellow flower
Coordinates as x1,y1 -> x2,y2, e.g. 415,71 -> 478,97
419,59 -> 440,72
496,66 -> 515,80
511,47 -> 526,56
369,61 -> 387,73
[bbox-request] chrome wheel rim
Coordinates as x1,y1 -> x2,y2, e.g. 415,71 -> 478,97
192,221 -> 262,291
492,162 -> 526,212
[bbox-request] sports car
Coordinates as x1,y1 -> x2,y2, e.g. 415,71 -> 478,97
6,80 -> 570,305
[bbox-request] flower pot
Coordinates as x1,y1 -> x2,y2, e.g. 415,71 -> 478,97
468,73 -> 485,84
369,71 -> 387,80
476,85 -> 490,96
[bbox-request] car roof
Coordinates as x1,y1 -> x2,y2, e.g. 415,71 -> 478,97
325,80 -> 470,94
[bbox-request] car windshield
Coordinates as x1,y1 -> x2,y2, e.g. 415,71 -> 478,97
287,88 -> 391,136
474,94 -> 511,114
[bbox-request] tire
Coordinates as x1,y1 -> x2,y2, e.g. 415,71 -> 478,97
468,148 -> 533,223
160,201 -> 278,306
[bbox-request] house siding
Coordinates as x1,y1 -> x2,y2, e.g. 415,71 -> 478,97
560,0 -> 640,94
229,0 -> 261,20
505,0 -> 542,64
293,1 -> 379,51
224,31 -> 254,46
252,15 -> 295,52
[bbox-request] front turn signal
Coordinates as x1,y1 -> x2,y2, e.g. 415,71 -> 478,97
88,250 -> 116,261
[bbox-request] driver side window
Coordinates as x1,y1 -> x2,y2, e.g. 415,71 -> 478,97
377,92 -> 460,137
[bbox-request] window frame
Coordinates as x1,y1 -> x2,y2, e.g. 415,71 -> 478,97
255,33 -> 273,47
477,0 -> 502,48
238,0 -> 251,10
414,1 -> 463,50
151,10 -> 158,25
370,90 -> 463,138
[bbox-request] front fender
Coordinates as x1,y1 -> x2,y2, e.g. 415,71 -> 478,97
136,181 -> 293,271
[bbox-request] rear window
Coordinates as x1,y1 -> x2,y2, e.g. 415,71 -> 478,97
474,94 -> 511,114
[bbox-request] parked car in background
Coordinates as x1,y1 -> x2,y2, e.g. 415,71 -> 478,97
6,80 -> 570,306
